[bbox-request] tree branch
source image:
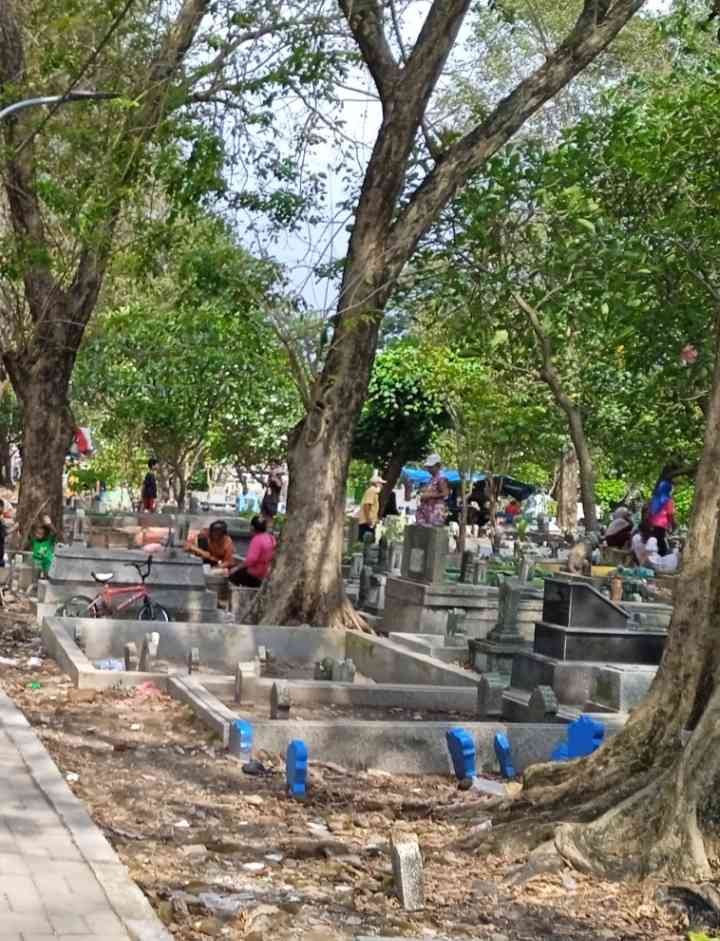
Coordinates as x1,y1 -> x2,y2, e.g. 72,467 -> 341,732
338,0 -> 400,105
387,0 -> 646,271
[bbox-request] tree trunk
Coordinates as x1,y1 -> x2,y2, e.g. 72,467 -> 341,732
471,340 -> 720,879
380,454 -> 404,515
0,437 -> 12,488
458,473 -> 468,557
6,355 -> 73,540
555,446 -> 578,531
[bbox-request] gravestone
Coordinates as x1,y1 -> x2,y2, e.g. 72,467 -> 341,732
271,682 -> 291,719
234,660 -> 260,704
349,553 -> 364,579
528,685 -> 558,722
187,647 -> 200,673
400,525 -> 448,585
391,831 -> 424,911
124,642 -> 139,671
477,673 -> 504,718
445,608 -> 467,643
459,549 -> 475,583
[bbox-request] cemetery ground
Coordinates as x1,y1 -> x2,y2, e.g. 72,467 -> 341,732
0,611 -> 695,941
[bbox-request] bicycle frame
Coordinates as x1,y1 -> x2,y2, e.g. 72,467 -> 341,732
92,581 -> 150,616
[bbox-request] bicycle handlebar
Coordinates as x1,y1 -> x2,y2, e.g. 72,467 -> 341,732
129,555 -> 153,582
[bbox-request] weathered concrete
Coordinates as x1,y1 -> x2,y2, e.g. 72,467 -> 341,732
168,676 -> 235,746
346,632 -> 482,689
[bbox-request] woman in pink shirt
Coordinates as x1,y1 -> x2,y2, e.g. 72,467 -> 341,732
646,470 -> 677,557
229,516 -> 276,587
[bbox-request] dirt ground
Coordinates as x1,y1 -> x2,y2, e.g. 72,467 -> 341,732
0,609 -> 696,941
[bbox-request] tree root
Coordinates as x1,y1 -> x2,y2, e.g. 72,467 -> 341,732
328,598 -> 374,633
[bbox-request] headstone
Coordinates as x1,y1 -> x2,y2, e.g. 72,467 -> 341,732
358,565 -> 373,608
270,682 -> 291,719
528,685 -> 558,722
377,536 -> 389,573
138,635 -> 152,672
187,647 -> 200,674
446,728 -> 476,782
460,549 -> 475,583
388,542 -> 403,574
147,632 -> 159,657
286,739 -> 308,798
234,660 -> 260,703
519,556 -> 532,582
349,553 -> 364,579
332,658 -> 356,683
472,557 -> 487,584
494,731 -> 516,779
229,719 -> 253,760
542,578 -> 629,629
488,578 -> 524,643
390,831 -> 424,911
314,657 -> 335,681
477,673 -> 504,718
124,642 -> 139,671
446,608 -> 467,642
400,525 -> 448,585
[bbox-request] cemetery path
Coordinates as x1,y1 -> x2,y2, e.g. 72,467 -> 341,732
0,610 -> 691,941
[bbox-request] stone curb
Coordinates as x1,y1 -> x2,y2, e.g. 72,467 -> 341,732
0,687 -> 172,941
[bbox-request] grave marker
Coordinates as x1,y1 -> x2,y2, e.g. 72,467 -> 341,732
401,525 -> 449,585
446,728 -> 476,782
124,642 -> 139,672
286,739 -> 308,797
391,831 -> 424,911
494,731 -> 516,779
187,647 -> 200,674
271,682 -> 291,719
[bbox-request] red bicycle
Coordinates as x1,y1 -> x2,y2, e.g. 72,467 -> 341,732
56,556 -> 169,621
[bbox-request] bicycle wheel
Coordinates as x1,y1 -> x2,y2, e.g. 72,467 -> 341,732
56,595 -> 97,618
137,601 -> 169,622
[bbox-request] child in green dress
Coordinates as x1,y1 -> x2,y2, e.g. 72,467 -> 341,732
32,515 -> 57,578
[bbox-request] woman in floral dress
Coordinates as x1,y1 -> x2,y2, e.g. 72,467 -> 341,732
415,454 -> 450,526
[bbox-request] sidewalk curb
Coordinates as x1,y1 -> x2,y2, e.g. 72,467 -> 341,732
0,687 -> 173,941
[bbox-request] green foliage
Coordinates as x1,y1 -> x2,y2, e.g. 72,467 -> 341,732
595,478 -> 628,516
73,216 -> 300,498
688,932 -> 720,941
673,482 -> 695,526
352,342 -> 450,472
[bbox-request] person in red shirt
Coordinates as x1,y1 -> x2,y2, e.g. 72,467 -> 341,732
229,515 -> 276,587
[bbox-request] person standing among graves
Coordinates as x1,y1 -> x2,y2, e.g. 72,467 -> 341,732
141,459 -> 159,512
415,454 -> 450,526
32,515 -> 57,578
357,474 -> 385,540
185,520 -> 235,568
647,468 -> 677,556
228,515 -> 276,587
261,462 -> 283,520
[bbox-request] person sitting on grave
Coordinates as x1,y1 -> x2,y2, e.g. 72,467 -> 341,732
357,474 -> 385,540
603,506 -> 633,549
227,515 -> 276,587
415,454 -> 450,526
631,520 -> 654,567
185,519 -> 235,568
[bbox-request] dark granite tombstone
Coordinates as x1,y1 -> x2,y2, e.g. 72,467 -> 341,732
542,577 -> 629,629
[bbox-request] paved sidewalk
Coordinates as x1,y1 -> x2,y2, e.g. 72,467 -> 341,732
0,688 -> 171,940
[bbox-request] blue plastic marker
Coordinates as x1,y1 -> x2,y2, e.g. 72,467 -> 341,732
494,731 -> 516,779
286,739 -> 308,797
446,727 -> 476,782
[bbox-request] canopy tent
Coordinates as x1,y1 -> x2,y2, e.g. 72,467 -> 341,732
401,467 -> 535,501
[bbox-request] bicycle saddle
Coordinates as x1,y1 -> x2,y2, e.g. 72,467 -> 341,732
91,572 -> 115,583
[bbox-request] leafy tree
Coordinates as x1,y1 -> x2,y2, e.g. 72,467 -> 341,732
74,218 -> 299,508
0,0 -> 338,538
352,342 -> 450,509
254,0 -> 646,628
458,46 -> 720,882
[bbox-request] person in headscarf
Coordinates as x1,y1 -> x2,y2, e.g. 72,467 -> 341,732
415,454 -> 450,526
647,467 -> 677,556
603,506 -> 633,549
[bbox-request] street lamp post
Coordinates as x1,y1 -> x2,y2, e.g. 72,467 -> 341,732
0,90 -> 118,122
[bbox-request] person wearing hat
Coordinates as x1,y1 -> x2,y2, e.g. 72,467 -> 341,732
416,454 -> 450,526
358,474 -> 385,541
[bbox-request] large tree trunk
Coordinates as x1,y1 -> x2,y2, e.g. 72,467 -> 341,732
555,446 -> 578,531
252,0 -> 645,626
5,353 -> 73,540
464,340 -> 720,879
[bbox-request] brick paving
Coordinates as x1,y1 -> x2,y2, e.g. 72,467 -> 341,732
0,690 -> 171,940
